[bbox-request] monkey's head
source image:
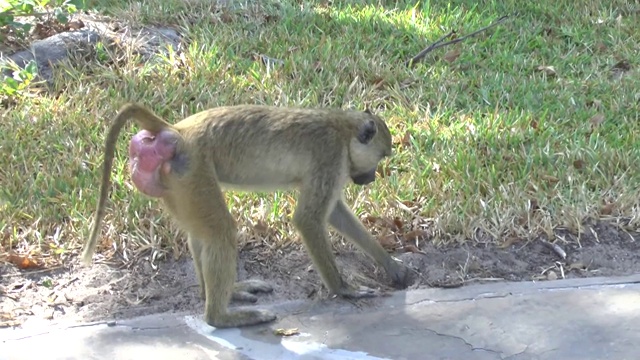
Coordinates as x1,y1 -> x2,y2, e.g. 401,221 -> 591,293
348,109 -> 392,186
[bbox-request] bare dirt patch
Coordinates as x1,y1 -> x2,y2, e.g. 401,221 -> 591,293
2,220 -> 639,329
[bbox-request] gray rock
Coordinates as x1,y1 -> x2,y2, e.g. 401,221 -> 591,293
2,29 -> 101,82
1,16 -> 183,84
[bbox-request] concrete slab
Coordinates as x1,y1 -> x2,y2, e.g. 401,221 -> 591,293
3,274 -> 640,360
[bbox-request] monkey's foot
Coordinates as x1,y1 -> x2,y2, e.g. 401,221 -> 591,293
206,309 -> 276,328
232,279 -> 274,303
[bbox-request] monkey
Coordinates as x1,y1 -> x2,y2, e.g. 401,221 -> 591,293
231,279 -> 274,303
82,103 -> 411,328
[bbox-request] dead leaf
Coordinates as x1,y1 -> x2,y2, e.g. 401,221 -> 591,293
7,254 -> 41,270
610,60 -> 631,80
595,42 -> 607,52
264,14 -> 280,23
258,54 -> 284,68
403,229 -> 428,243
66,20 -> 85,31
541,175 -> 559,184
220,13 -> 234,23
516,214 -> 528,226
499,236 -> 521,249
399,78 -> 415,89
535,65 -> 557,77
589,113 -> 605,127
530,119 -> 539,130
253,220 -> 270,234
377,232 -> 398,252
401,131 -> 411,147
586,99 -> 602,109
273,328 -> 300,337
611,60 -> 631,72
403,244 -> 427,255
371,77 -> 385,90
376,164 -> 392,178
401,200 -> 418,209
573,159 -> 585,170
313,61 -> 323,73
363,216 -> 380,225
393,217 -> 404,232
600,203 -> 615,215
443,49 -> 461,63
377,217 -> 401,232
0,312 -> 21,328
568,262 -> 587,271
529,199 -> 540,212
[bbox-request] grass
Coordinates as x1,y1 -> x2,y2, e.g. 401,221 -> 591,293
1,0 -> 638,267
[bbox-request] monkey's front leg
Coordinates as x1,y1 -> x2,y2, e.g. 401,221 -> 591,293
328,200 -> 412,289
293,192 -> 378,299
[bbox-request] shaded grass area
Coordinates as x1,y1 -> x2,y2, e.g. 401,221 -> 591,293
1,0 -> 638,266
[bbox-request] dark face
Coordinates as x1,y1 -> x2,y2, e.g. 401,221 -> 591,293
351,168 -> 377,185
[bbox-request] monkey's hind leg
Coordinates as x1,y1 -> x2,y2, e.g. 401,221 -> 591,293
198,233 -> 275,328
187,236 -> 206,299
190,183 -> 275,328
190,237 -> 273,303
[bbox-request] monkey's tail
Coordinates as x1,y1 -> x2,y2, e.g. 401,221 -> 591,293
82,105 -> 143,264
82,104 -> 174,265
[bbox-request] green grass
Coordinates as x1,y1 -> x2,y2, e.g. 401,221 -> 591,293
1,0 -> 639,265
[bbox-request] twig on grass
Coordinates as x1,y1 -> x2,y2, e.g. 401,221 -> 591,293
405,14 -> 514,67
404,30 -> 456,67
539,239 -> 567,260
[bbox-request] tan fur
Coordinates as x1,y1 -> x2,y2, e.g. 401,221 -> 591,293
82,103 -> 409,328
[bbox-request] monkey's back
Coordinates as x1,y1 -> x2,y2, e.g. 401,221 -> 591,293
173,105 -> 368,190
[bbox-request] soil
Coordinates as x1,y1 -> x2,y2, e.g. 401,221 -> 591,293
2,220 -> 640,329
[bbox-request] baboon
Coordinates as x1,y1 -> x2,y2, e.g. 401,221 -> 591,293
82,103 -> 411,328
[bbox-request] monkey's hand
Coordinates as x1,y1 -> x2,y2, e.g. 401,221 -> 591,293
335,285 -> 382,299
232,279 -> 274,303
388,261 -> 413,289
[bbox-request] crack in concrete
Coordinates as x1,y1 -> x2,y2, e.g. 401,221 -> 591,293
422,327 -> 503,358
5,320 -> 186,341
406,279 -> 640,307
5,320 -> 116,341
129,323 -> 188,331
502,345 -> 531,359
407,292 -> 511,306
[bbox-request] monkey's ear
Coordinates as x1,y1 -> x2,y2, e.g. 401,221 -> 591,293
357,119 -> 377,144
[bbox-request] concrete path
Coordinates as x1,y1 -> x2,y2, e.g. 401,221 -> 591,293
3,274 -> 640,360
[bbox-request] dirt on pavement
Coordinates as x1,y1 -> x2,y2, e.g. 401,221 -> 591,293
2,220 -> 639,329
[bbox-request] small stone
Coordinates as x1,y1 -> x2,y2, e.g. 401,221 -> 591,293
546,271 -> 558,281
